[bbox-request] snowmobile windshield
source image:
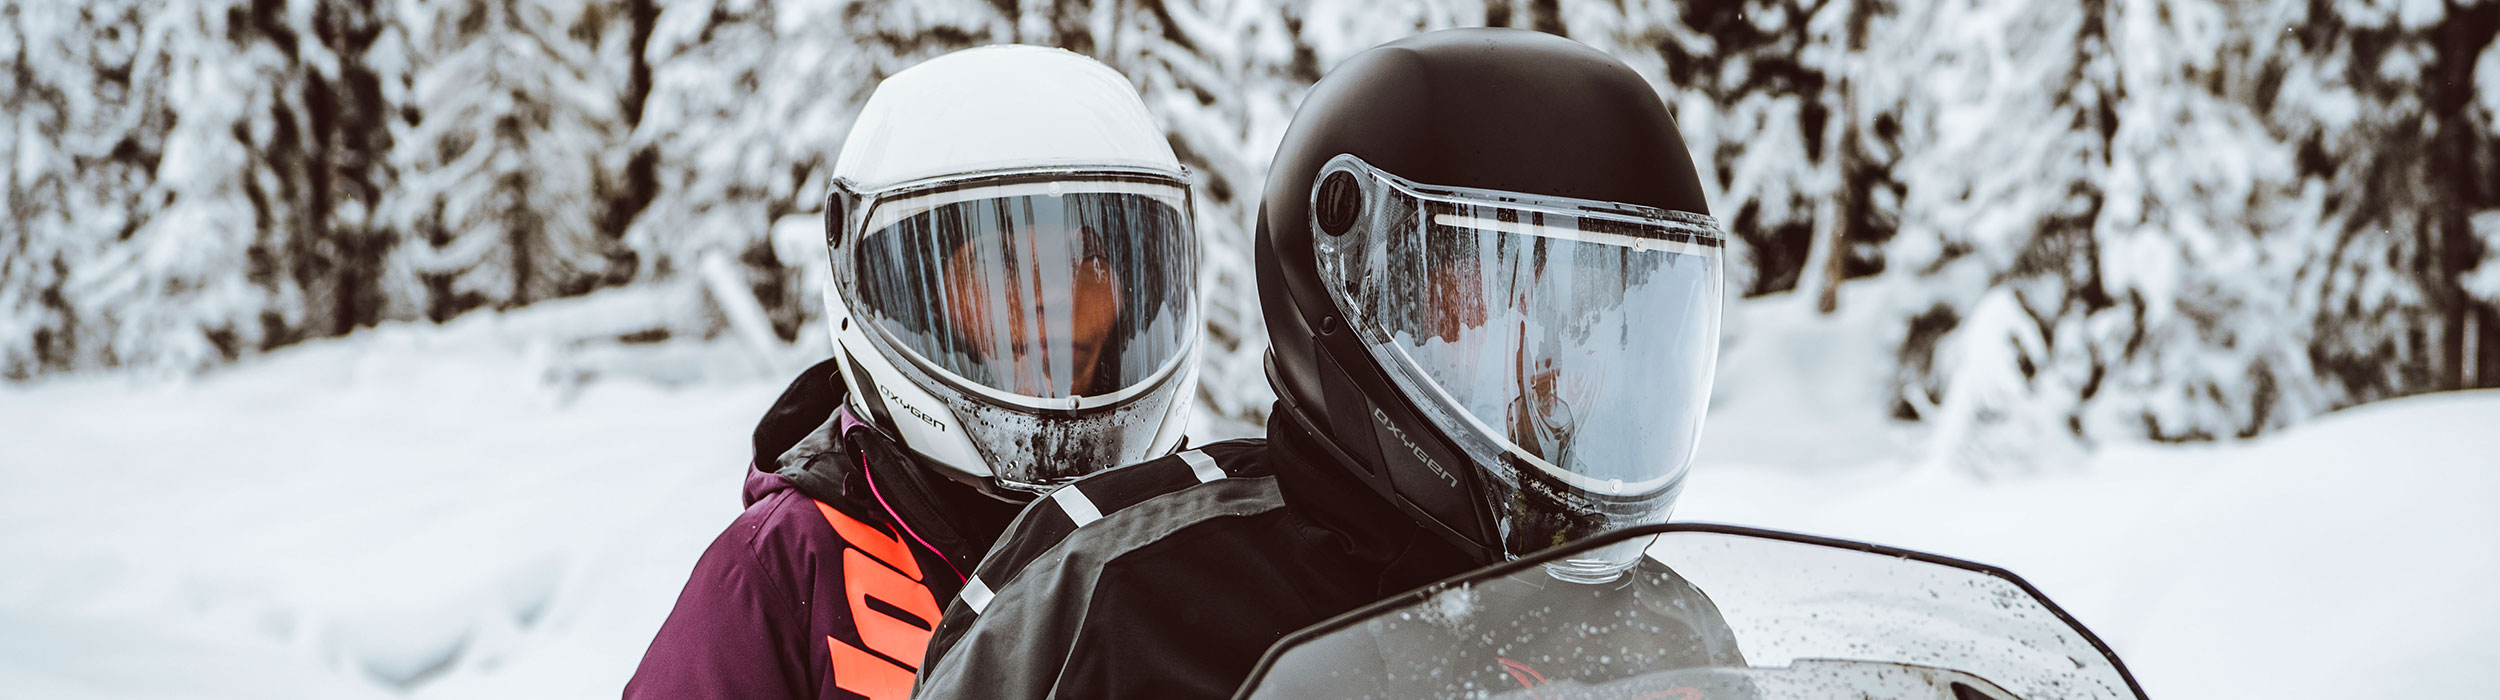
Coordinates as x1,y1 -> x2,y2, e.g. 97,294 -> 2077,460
1236,525 -> 2145,700
1454,661 -> 2031,700
838,172 -> 1198,407
1309,154 -> 1724,578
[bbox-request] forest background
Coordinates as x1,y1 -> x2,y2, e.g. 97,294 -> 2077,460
11,0 -> 2500,466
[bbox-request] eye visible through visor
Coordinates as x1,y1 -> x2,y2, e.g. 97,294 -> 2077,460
1310,154 -> 1725,502
837,173 -> 1198,407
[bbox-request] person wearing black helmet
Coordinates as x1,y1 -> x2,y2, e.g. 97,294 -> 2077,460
910,28 -> 1735,700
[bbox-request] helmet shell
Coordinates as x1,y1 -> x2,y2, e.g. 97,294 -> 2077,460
833,45 -> 1184,189
826,45 -> 1197,495
1256,28 -> 1713,560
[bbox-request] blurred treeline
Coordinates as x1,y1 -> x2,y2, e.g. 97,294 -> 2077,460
5,0 -> 2497,452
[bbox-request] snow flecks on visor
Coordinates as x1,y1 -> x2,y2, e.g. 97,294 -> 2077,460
1311,154 -> 1726,569
837,178 -> 1197,405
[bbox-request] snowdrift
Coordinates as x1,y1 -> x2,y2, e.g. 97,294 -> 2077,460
2,319 -> 2494,699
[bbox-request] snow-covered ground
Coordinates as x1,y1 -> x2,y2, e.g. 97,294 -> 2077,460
0,320 -> 777,699
1683,390 -> 2500,699
1688,292 -> 2500,698
4,304 -> 2496,699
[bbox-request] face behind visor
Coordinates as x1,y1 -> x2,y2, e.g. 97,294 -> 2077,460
843,174 -> 1195,406
1310,155 -> 1724,582
830,169 -> 1200,494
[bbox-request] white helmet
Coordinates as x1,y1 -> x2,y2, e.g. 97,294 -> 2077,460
821,46 -> 1201,497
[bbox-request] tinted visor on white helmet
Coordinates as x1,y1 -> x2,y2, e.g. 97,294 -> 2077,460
1310,154 -> 1724,580
834,169 -> 1199,490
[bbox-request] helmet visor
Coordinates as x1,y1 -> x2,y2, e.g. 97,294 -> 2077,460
838,175 -> 1198,407
1312,155 -> 1725,570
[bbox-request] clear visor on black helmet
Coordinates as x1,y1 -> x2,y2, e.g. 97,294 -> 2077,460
837,173 -> 1198,409
1311,155 -> 1724,581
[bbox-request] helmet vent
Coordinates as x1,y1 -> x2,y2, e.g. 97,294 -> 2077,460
1315,170 -> 1362,236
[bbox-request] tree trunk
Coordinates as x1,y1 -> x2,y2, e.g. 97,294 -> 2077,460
1820,100 -> 1855,315
2429,3 -> 2499,390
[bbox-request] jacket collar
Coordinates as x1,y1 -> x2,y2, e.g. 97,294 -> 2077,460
747,360 -> 1025,569
1268,403 -> 1481,597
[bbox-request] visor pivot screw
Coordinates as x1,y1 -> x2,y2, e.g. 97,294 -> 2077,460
1315,171 -> 1361,236
1320,315 -> 1340,336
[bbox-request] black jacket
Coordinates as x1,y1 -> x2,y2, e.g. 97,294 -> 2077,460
911,405 -> 1481,700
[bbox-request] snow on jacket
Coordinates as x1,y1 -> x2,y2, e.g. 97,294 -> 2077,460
911,409 -> 1484,700
623,360 -> 1023,700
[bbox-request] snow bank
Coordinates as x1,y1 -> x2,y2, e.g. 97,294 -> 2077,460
0,324 -> 775,697
1683,295 -> 2500,698
1687,391 -> 2500,698
4,312 -> 2494,699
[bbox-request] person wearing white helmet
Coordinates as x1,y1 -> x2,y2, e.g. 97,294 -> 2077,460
625,45 -> 1200,700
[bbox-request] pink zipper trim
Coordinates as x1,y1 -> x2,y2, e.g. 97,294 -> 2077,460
862,450 -> 969,585
843,407 -> 970,585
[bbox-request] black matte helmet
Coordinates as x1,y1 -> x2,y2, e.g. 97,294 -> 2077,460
1257,28 -> 1726,582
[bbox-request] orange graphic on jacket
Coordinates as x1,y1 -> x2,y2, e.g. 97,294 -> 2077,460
818,501 -> 941,700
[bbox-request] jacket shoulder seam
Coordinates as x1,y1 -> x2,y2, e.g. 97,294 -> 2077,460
918,476 -> 1286,698
732,489 -> 812,634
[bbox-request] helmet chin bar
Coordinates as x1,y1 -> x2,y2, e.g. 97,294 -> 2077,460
1279,322 -> 1681,580
850,293 -> 1194,495
824,291 -> 994,482
829,309 -> 1193,502
1269,347 -> 1501,566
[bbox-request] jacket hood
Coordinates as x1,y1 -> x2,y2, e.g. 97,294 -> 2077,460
744,359 -> 848,507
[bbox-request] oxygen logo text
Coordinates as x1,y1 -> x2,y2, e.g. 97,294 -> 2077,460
879,384 -> 949,433
1373,406 -> 1459,488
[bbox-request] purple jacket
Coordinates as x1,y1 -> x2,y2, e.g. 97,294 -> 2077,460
625,361 -> 1023,700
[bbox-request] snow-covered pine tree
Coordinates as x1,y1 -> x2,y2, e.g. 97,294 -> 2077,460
1,1 -> 162,377
1568,0 -> 1906,304
1880,0 -> 2499,461
1878,0 -> 2118,469
2070,0 -> 2326,441
1107,0 -> 1489,423
385,0 -> 638,321
259,0 -> 405,341
97,0 -> 318,373
2475,39 -> 2500,384
2242,0 -> 2500,400
4,0 -> 412,376
626,0 -> 1011,345
51,0 -> 385,374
